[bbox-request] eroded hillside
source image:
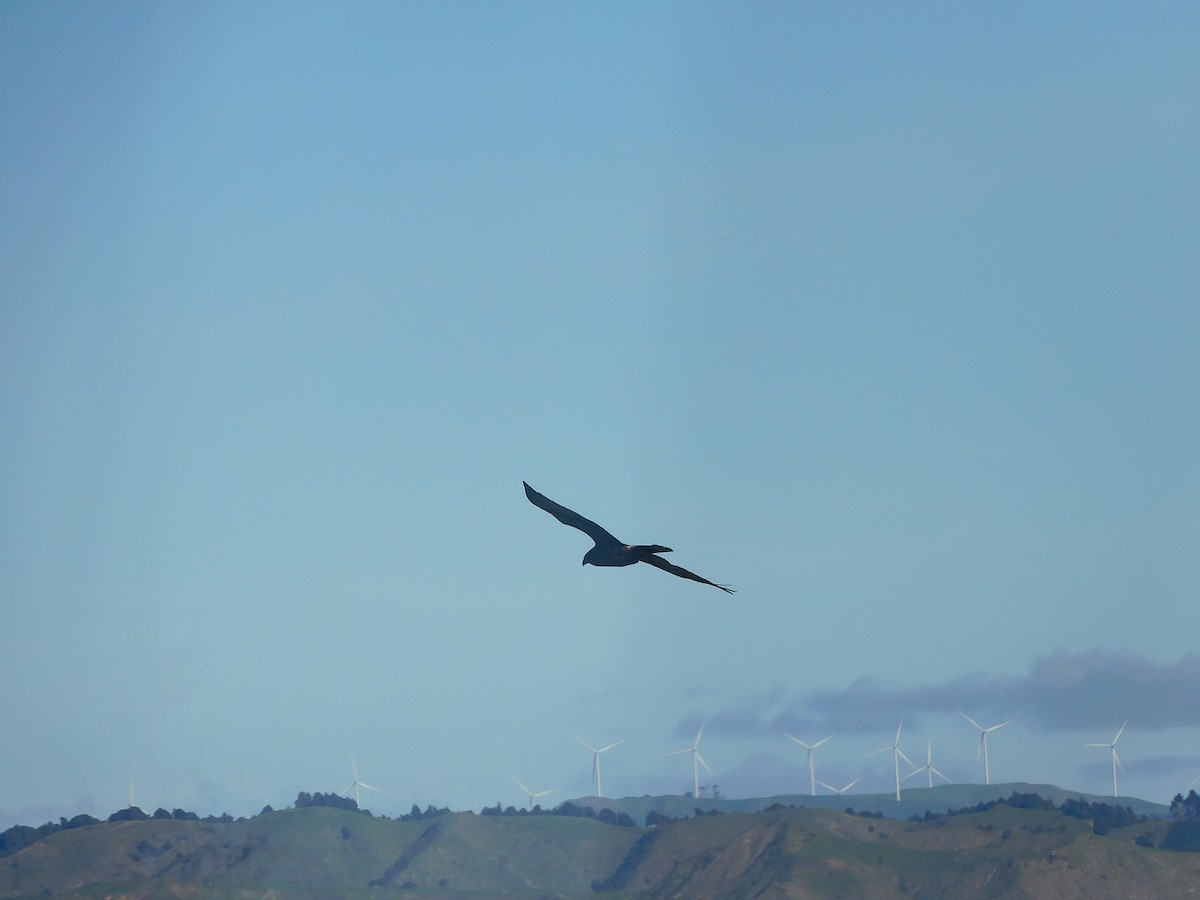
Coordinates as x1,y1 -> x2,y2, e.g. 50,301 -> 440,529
2,801 -> 1199,898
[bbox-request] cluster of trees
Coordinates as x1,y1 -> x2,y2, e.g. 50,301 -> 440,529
1170,790 -> 1200,820
400,803 -> 451,821
915,790 -> 1143,835
0,807 -> 239,859
479,800 -> 636,827
290,792 -> 453,821
109,807 -> 237,823
293,791 -> 361,813
1159,790 -> 1200,852
1,814 -> 99,858
1058,797 -> 1142,834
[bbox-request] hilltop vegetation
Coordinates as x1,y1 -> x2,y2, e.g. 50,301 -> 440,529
1,791 -> 1198,898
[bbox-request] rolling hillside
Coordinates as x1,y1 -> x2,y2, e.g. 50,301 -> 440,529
577,781 -> 1171,823
0,790 -> 1195,898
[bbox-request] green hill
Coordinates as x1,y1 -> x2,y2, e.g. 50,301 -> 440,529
0,792 -> 1195,899
574,781 -> 1171,823
0,807 -> 638,897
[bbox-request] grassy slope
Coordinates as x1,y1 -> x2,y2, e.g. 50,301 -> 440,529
618,805 -> 1200,899
576,782 -> 1170,824
2,802 -> 1198,899
0,809 -> 640,899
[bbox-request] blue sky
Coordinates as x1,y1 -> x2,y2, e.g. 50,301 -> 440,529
2,1 -> 1198,828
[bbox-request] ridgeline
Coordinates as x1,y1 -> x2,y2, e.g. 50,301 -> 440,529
2,786 -> 1198,898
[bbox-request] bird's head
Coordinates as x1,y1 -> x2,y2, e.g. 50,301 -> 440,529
581,547 -> 599,567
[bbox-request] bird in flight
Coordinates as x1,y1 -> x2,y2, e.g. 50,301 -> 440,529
523,482 -> 734,593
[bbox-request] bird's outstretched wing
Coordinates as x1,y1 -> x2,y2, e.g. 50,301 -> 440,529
524,482 -> 620,547
640,553 -> 735,593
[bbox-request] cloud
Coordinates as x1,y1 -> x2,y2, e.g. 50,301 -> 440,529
697,649 -> 1200,737
1009,650 -> 1200,731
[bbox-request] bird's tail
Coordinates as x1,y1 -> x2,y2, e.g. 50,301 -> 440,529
631,544 -> 672,554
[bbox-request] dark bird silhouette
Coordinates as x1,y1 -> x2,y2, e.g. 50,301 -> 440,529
523,482 -> 734,593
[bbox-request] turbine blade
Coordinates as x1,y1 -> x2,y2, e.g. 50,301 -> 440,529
960,712 -> 984,731
1114,720 -> 1128,744
811,735 -> 834,749
987,720 -> 1013,733
512,777 -> 531,794
694,721 -> 707,749
695,751 -> 713,774
359,782 -> 381,794
576,738 -> 598,752
598,740 -> 623,753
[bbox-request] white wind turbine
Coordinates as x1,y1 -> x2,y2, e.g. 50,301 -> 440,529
816,776 -> 862,796
577,738 -> 623,798
785,733 -> 833,797
668,722 -> 712,799
512,777 -> 555,809
1085,720 -> 1128,798
904,738 -> 951,788
961,712 -> 1011,785
868,719 -> 914,801
344,757 -> 382,809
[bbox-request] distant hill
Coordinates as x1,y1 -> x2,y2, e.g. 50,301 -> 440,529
571,781 -> 1172,823
0,789 -> 1196,898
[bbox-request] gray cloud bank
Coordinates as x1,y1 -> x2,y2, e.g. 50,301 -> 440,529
701,650 -> 1200,737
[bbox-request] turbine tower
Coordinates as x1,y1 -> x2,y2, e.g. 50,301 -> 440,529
868,719 -> 913,801
344,757 -> 381,809
577,738 -> 623,798
816,776 -> 862,796
961,712 -> 1011,785
512,777 -> 555,809
1086,720 -> 1128,798
904,738 -> 951,788
785,733 -> 833,797
667,722 -> 711,799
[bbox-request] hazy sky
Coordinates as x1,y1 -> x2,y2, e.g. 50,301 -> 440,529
2,2 -> 1198,828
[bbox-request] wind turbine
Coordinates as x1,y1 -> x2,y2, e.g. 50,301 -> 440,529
868,719 -> 914,801
960,712 -> 1011,785
344,757 -> 381,809
816,776 -> 862,796
1085,720 -> 1128,798
904,738 -> 951,788
577,738 -> 623,798
667,722 -> 712,799
785,733 -> 833,797
512,777 -> 555,809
